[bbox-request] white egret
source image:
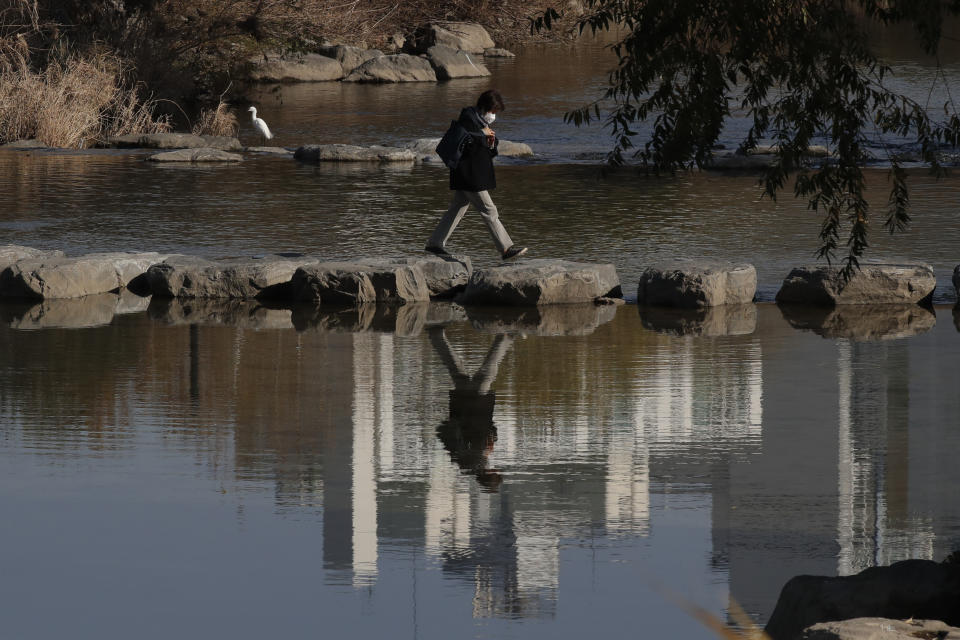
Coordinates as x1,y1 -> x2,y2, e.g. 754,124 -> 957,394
247,106 -> 274,144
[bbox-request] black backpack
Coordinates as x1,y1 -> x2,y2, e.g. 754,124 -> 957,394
435,120 -> 472,169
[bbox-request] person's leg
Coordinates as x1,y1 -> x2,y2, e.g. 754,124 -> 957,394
427,190 -> 470,250
464,190 -> 513,255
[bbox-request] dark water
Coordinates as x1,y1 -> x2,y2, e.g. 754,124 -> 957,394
2,36 -> 960,640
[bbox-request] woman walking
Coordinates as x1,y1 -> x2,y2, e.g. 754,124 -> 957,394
426,89 -> 528,260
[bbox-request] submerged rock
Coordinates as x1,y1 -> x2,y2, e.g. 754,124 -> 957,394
248,53 -> 344,82
639,303 -> 757,336
0,252 -> 167,300
147,148 -> 242,162
637,260 -> 757,307
779,303 -> 936,341
147,254 -> 319,300
425,45 -> 490,79
342,54 -> 437,83
776,263 -> 936,306
764,559 -> 960,640
106,133 -> 242,151
460,259 -> 622,306
408,23 -> 496,54
294,144 -> 417,163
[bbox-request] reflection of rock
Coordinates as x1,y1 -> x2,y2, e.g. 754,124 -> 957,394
639,304 -> 757,336
776,263 -> 936,305
0,251 -> 168,299
779,303 -> 936,340
147,254 -> 318,300
461,259 -> 621,305
637,260 -> 756,307
294,144 -> 417,163
292,260 -> 430,304
466,303 -> 617,336
291,302 -> 427,335
764,559 -> 960,640
342,54 -> 437,83
148,297 -> 293,329
4,294 -> 121,329
115,289 -> 151,315
147,148 -> 242,163
802,618 -> 960,640
426,301 -> 468,326
425,45 -> 490,79
106,133 -> 242,151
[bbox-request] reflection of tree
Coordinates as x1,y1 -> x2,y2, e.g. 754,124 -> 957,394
430,328 -> 513,492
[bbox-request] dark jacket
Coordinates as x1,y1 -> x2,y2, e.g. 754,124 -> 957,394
450,107 -> 499,192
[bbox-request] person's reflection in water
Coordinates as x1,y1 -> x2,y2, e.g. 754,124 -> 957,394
430,327 -> 514,492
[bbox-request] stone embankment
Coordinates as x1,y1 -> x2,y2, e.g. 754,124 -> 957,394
247,22 -> 510,85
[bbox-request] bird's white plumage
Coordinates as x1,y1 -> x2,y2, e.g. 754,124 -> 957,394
248,106 -> 274,140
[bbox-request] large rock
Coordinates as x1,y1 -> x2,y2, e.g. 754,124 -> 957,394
764,559 -> 960,640
292,261 -> 431,304
294,144 -> 417,163
801,618 -> 960,640
408,23 -> 496,54
342,54 -> 438,83
316,45 -> 383,74
776,263 -> 936,306
637,260 -> 757,307
403,137 -> 533,162
147,297 -> 293,329
0,245 -> 64,270
639,304 -> 757,336
147,254 -> 318,300
0,252 -> 167,299
425,45 -> 490,79
779,303 -> 936,341
361,255 -> 472,298
106,133 -> 242,151
460,259 -> 622,306
248,53 -> 344,82
466,302 -> 617,336
147,148 -> 242,162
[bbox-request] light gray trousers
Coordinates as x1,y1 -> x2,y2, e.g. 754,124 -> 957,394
427,190 -> 513,254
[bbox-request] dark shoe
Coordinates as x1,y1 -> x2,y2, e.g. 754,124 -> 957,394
425,245 -> 450,256
502,246 -> 528,260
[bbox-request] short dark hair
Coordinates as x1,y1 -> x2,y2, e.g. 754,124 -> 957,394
476,89 -> 505,113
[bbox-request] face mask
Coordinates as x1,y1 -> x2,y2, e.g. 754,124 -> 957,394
482,112 -> 496,125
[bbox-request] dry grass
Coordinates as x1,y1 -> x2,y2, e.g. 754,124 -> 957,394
192,99 -> 238,137
0,40 -> 170,147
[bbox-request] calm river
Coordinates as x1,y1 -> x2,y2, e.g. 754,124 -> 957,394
1,36 -> 960,640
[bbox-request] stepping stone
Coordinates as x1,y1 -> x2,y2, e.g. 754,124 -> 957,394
0,251 -> 168,299
776,262 -> 935,305
147,254 -> 318,300
361,255 -> 471,298
638,304 -> 757,336
294,144 -> 417,163
460,259 -> 621,306
637,260 -> 757,308
779,303 -> 936,341
0,245 -> 64,271
292,260 -> 431,304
